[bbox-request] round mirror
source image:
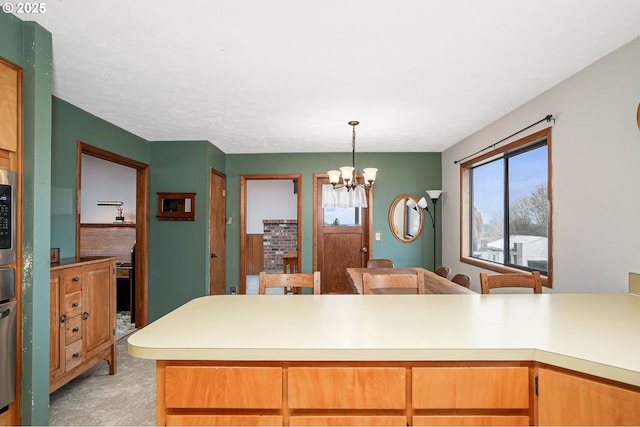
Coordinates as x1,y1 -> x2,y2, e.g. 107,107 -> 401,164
389,194 -> 424,242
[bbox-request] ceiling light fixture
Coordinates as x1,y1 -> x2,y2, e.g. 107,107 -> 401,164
327,121 -> 377,191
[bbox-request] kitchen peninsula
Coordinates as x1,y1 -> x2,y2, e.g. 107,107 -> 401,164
128,293 -> 640,426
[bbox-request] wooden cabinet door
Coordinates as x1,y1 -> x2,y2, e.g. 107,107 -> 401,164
49,270 -> 63,379
82,261 -> 114,356
538,367 -> 640,426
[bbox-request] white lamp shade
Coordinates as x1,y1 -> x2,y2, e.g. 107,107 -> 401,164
417,197 -> 428,209
362,168 -> 378,184
339,166 -> 355,183
406,198 -> 417,209
327,170 -> 341,184
426,190 -> 443,200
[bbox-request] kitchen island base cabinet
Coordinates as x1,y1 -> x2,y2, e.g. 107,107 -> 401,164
537,367 -> 640,426
50,257 -> 117,393
156,362 -> 533,426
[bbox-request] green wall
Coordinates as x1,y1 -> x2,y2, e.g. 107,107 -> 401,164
225,152 -> 442,292
148,141 -> 225,321
51,97 -> 150,257
1,13 -> 52,425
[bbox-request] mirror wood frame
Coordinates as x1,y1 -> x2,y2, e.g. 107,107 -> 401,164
388,194 -> 424,243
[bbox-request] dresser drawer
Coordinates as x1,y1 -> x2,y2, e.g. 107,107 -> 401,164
412,367 -> 529,409
64,291 -> 82,318
64,267 -> 83,292
288,367 -> 406,409
164,366 -> 282,409
64,315 -> 82,344
291,416 -> 407,426
166,415 -> 283,426
65,339 -> 83,371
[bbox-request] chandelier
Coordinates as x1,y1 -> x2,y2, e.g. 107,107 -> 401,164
327,121 -> 377,191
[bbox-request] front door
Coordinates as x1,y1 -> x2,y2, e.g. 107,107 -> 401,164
314,176 -> 372,293
209,169 -> 226,294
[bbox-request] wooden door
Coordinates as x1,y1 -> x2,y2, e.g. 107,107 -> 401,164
209,169 -> 226,294
315,176 -> 372,294
82,261 -> 114,356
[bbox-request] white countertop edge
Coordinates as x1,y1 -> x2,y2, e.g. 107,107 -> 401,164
127,342 -> 536,362
534,349 -> 640,387
127,341 -> 640,388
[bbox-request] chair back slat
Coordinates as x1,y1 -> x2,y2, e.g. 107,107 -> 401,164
362,272 -> 425,294
367,259 -> 395,268
259,272 -> 321,295
434,266 -> 451,279
479,271 -> 542,294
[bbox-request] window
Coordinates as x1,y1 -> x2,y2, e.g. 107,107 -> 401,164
461,127 -> 552,284
324,207 -> 362,226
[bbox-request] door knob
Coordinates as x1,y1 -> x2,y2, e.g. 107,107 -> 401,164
362,247 -> 368,253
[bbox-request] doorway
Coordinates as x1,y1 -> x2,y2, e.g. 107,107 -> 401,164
240,175 -> 302,294
209,169 -> 226,295
76,142 -> 149,328
314,175 -> 372,293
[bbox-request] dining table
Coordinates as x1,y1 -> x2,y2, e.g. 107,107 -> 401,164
345,267 -> 476,294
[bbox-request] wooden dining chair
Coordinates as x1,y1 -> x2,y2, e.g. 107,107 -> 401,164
362,272 -> 425,294
479,271 -> 542,294
451,273 -> 471,288
366,259 -> 395,268
434,266 -> 451,279
259,271 -> 321,295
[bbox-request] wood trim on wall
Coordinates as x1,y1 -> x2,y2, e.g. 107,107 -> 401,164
240,174 -> 302,294
76,142 -> 150,327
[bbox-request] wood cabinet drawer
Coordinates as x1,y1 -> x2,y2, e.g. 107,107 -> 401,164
291,416 -> 407,426
166,415 -> 283,426
64,291 -> 82,317
288,367 -> 406,409
412,367 -> 529,409
413,415 -> 529,426
164,366 -> 282,409
64,267 -> 83,292
64,315 -> 82,344
65,339 -> 83,371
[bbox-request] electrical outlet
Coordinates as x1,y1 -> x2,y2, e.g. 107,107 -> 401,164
230,286 -> 237,295
375,232 -> 381,241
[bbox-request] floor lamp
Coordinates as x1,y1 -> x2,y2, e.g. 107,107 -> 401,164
417,190 -> 443,270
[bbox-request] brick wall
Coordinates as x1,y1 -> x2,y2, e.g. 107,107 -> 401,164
263,219 -> 298,272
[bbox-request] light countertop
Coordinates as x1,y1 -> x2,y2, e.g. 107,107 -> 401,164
128,293 -> 640,387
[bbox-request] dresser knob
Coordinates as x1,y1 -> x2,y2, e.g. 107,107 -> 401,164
60,314 -> 67,324
72,302 -> 79,308
72,352 -> 80,358
82,312 -> 89,320
72,327 -> 79,333
72,276 -> 80,282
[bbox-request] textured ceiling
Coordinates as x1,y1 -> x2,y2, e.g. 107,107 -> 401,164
22,0 -> 640,153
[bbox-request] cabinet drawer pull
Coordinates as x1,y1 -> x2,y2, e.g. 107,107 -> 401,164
72,352 -> 80,358
60,314 -> 67,324
72,276 -> 80,282
72,302 -> 79,308
72,327 -> 79,333
82,312 -> 89,320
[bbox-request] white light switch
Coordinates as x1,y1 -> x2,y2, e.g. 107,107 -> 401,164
375,232 -> 381,241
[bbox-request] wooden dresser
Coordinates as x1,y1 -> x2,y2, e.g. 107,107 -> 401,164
49,257 -> 117,393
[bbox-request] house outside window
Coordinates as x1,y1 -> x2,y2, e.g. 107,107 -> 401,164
460,127 -> 552,286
